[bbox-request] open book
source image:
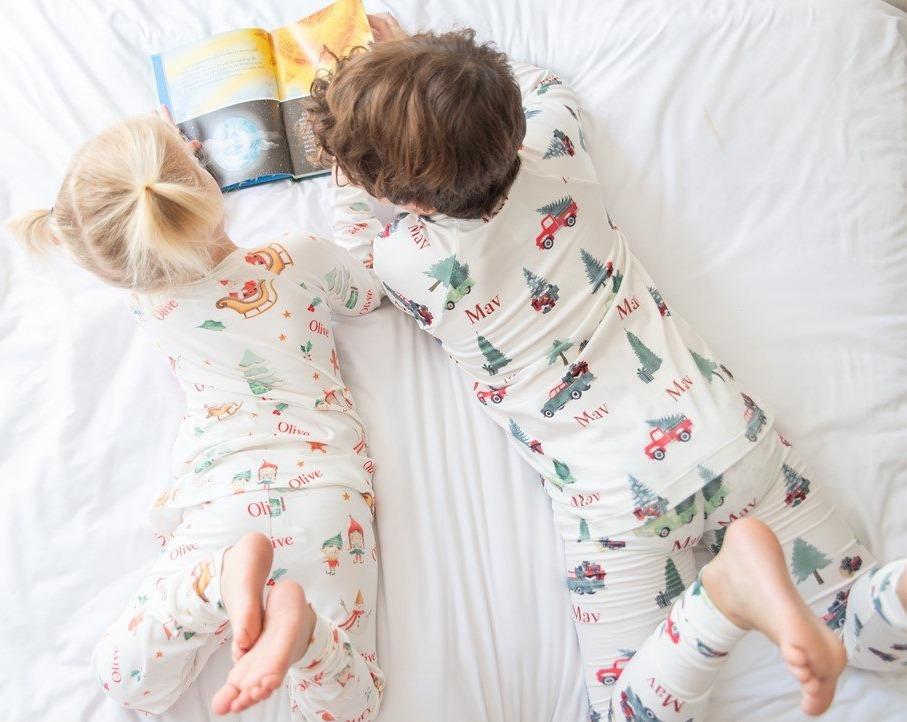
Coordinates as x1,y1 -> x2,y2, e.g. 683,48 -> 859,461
151,0 -> 372,191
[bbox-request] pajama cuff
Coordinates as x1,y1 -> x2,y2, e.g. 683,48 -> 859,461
293,613 -> 337,677
182,546 -> 230,630
690,574 -> 748,647
877,560 -> 907,632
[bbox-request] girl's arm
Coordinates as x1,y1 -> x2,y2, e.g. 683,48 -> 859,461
296,234 -> 383,317
331,172 -> 386,274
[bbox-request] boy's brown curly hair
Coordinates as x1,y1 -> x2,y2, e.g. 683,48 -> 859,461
308,29 -> 525,219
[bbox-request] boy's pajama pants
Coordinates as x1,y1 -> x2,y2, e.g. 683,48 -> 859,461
92,487 -> 383,721
566,431 -> 907,722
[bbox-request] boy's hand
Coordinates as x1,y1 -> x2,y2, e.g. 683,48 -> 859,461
367,13 -> 407,42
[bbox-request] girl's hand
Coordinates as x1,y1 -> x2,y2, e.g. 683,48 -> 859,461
155,104 -> 202,153
367,13 -> 407,42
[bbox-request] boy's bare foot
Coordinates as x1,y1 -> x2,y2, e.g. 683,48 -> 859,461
701,518 -> 846,716
211,580 -> 316,715
220,532 -> 273,661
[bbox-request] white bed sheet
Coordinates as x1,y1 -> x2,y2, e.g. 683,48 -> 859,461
1,1 -> 905,721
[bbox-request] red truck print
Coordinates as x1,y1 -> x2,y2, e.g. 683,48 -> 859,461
595,654 -> 633,686
839,555 -> 863,576
474,383 -> 509,405
785,488 -> 808,507
579,560 -> 606,581
535,196 -> 578,250
633,504 -> 663,522
644,416 -> 693,460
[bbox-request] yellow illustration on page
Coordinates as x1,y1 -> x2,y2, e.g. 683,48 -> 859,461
272,0 -> 373,101
162,29 -> 278,122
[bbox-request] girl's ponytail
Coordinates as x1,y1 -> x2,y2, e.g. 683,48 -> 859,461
7,115 -> 224,291
6,208 -> 58,255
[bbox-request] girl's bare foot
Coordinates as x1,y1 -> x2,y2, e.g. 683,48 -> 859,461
701,518 -> 846,716
220,532 -> 273,661
211,580 -> 316,715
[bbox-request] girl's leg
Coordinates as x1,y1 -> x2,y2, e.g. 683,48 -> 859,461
212,488 -> 384,720
92,495 -> 271,714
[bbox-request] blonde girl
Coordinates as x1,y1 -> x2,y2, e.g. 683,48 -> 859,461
9,114 -> 385,720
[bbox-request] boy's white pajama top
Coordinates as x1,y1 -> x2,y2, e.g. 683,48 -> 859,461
94,234 -> 385,720
332,64 -> 907,721
334,65 -> 767,539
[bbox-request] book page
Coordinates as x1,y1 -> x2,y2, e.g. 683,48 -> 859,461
154,28 -> 278,123
272,0 -> 372,102
152,29 -> 292,191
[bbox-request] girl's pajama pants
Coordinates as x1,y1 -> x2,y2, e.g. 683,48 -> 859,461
92,487 -> 383,721
567,431 -> 907,722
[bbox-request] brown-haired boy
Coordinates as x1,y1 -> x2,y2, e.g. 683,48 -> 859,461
313,15 -> 907,722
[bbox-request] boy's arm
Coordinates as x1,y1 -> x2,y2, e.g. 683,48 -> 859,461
510,61 -> 554,99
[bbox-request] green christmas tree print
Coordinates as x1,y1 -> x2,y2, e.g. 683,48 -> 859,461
580,248 -> 611,294
690,349 -> 726,383
478,335 -> 511,376
537,196 -> 573,217
610,269 -> 623,294
197,320 -> 225,331
655,558 -> 685,608
543,129 -> 574,159
523,268 -> 549,297
425,256 -> 469,291
547,459 -> 576,490
626,330 -> 662,383
547,338 -> 574,366
628,475 -> 669,516
646,413 -> 687,431
238,349 -> 282,395
509,419 -> 530,445
523,107 -> 542,120
791,537 -> 831,585
707,526 -> 727,555
578,518 -> 590,542
782,464 -> 811,506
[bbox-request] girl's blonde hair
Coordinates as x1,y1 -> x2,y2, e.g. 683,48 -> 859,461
7,115 -> 223,291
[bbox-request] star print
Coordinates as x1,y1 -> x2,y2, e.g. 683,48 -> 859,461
154,650 -> 164,658
313,372 -> 320,380
203,359 -> 211,365
279,333 -> 287,342
283,310 -> 292,319
297,460 -> 305,467
342,492 -> 351,501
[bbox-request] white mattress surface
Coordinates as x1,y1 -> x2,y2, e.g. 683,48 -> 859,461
1,1 -> 905,721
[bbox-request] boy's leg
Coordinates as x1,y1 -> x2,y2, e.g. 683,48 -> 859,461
212,488 -> 384,720
564,503 -> 703,721
703,432 -> 907,671
610,517 -> 846,722
842,561 -> 907,670
93,493 -> 274,714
